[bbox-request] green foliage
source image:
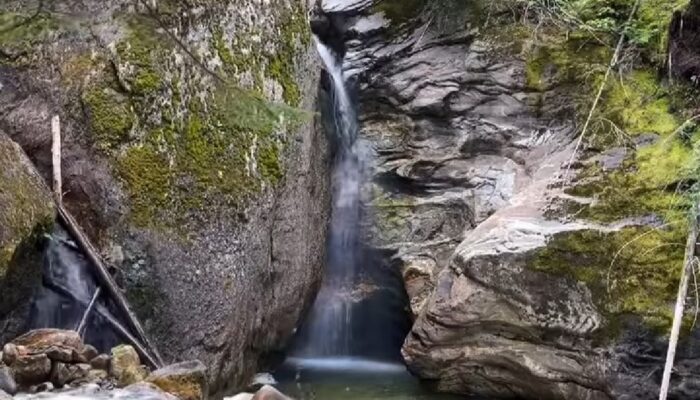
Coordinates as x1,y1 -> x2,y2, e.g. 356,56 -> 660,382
373,0 -> 427,26
516,0 -> 689,62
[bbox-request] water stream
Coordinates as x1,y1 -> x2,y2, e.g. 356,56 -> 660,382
277,38 -> 466,400
29,225 -> 121,352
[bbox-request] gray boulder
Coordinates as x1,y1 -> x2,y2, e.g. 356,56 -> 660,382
0,365 -> 17,395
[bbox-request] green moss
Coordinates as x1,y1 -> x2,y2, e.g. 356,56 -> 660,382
565,71 -> 698,224
603,71 -> 679,136
83,87 -> 135,150
0,11 -> 60,61
508,1 -> 700,337
117,146 -> 172,228
266,4 -> 309,106
373,0 -> 427,27
0,136 -> 55,273
116,17 -> 167,96
530,224 -> 688,335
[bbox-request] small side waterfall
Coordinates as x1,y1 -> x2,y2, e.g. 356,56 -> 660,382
293,37 -> 365,357
28,225 -> 121,351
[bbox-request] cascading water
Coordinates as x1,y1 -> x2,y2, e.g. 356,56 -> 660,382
28,225 -> 121,351
292,37 -> 365,358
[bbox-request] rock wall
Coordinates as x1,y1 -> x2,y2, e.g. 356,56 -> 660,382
0,0 -> 330,393
0,133 -> 55,345
322,0 -> 700,399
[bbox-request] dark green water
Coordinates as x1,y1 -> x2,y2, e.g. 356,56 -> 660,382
275,357 -> 470,400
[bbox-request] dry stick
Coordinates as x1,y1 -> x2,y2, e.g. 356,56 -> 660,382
563,0 -> 641,183
56,205 -> 165,367
46,282 -> 159,369
659,206 -> 700,400
76,286 -> 102,337
51,115 -> 61,203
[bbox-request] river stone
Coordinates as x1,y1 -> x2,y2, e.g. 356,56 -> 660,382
33,382 -> 53,393
110,345 -> 146,387
225,393 -> 254,400
248,372 -> 276,391
145,360 -> 207,400
45,346 -> 73,363
12,354 -> 51,385
11,330 -> 82,353
251,385 -> 291,400
2,344 -> 18,366
90,354 -> 111,371
49,361 -> 71,387
0,365 -> 16,395
80,345 -> 99,363
0,389 -> 11,400
86,369 -> 109,383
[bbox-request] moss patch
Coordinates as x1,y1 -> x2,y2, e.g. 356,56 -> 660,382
373,0 -> 427,27
531,225 -> 688,336
501,0 -> 700,336
0,11 -> 60,63
76,10 -> 310,231
83,87 -> 135,150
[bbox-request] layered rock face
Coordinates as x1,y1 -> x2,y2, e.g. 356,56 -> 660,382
0,0 -> 329,393
323,0 -> 700,399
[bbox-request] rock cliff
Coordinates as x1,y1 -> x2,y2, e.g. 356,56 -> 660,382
0,0 -> 330,393
322,0 -> 700,399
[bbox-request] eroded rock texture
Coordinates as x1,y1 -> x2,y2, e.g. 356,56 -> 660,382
0,0 -> 329,393
323,0 -> 700,399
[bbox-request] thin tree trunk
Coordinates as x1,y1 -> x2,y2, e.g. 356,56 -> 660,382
51,115 -> 61,203
659,206 -> 700,400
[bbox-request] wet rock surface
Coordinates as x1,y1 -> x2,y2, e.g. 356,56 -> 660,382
322,0 -> 700,399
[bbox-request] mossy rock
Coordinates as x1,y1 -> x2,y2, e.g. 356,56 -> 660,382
0,133 -> 54,275
0,133 -> 55,341
146,360 -> 208,400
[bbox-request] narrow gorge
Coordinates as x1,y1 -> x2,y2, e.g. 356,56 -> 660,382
2,0 -> 700,400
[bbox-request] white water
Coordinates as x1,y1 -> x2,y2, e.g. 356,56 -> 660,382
292,38 -> 365,358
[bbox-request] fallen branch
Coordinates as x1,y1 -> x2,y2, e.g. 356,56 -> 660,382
76,286 -> 102,337
659,205 -> 700,400
56,205 -> 164,367
46,282 -> 159,369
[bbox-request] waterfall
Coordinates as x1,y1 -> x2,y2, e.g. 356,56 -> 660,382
292,38 -> 365,358
28,225 -> 121,351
